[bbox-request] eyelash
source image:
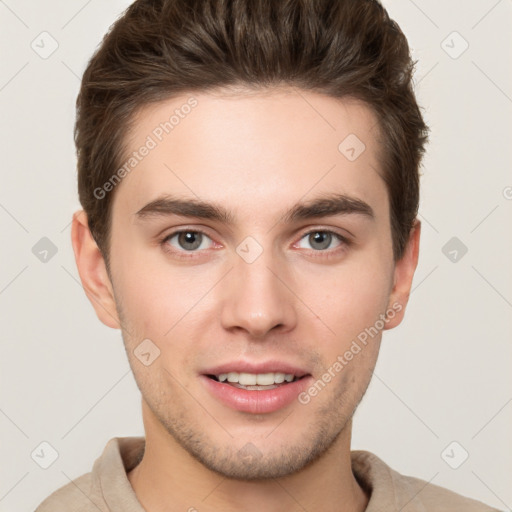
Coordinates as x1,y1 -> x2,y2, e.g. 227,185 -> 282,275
159,228 -> 351,260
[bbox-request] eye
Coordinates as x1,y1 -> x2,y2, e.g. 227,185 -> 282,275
162,230 -> 214,252
296,230 -> 348,252
160,228 -> 350,259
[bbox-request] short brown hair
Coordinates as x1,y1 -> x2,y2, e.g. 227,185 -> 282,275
75,0 -> 429,271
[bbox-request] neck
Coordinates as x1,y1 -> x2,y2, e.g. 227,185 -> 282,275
128,400 -> 369,512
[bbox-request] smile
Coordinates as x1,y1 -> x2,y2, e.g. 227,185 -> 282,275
210,371 -> 299,388
202,372 -> 312,414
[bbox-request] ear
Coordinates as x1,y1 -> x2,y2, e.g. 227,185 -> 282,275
384,219 -> 421,330
70,210 -> 121,329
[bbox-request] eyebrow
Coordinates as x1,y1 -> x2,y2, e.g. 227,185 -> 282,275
134,192 -> 374,225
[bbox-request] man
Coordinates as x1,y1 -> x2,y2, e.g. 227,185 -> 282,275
36,0 -> 500,510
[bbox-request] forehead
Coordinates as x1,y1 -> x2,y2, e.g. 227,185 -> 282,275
113,87 -> 387,223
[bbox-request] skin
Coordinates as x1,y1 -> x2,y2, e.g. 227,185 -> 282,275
71,86 -> 420,512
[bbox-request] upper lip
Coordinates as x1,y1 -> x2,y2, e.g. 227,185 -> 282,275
202,360 -> 310,378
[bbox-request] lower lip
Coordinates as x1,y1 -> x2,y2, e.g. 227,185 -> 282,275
200,375 -> 313,414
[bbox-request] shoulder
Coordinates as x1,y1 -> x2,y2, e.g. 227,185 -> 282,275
391,469 -> 501,511
33,436 -> 144,511
351,450 -> 502,511
34,472 -> 98,512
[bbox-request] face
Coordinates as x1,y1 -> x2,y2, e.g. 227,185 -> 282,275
75,87 -> 419,480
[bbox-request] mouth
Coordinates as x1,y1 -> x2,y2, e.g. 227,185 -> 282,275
206,372 -> 307,391
200,365 -> 313,414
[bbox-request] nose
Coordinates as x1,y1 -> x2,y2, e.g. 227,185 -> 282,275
219,245 -> 298,339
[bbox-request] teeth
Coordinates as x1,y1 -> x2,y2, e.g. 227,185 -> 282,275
255,373 -> 274,386
216,372 -> 297,385
274,373 -> 285,383
227,372 -> 238,383
239,372 -> 257,385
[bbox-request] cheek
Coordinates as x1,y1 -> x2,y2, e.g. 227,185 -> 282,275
112,245 -> 218,344
297,257 -> 392,342
110,243 -> 172,338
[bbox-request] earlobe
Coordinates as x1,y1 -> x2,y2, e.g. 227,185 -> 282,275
70,210 -> 121,329
384,219 -> 421,330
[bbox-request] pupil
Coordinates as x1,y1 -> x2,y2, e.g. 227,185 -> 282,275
310,231 -> 331,250
179,231 -> 202,250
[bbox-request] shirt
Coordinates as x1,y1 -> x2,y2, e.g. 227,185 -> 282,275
34,436 -> 501,511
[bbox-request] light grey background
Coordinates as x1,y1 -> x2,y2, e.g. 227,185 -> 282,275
1,1 -> 511,510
